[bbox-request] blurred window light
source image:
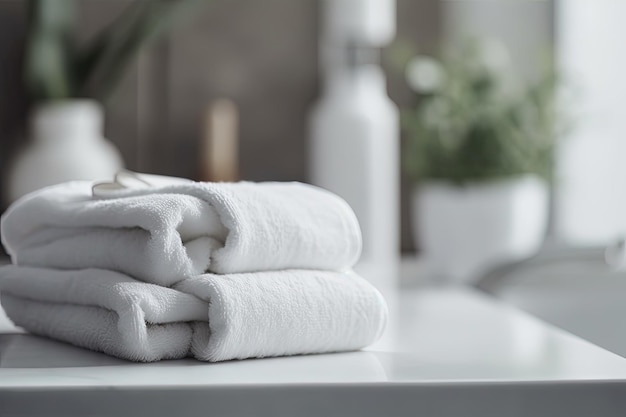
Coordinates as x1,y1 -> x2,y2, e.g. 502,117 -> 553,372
555,0 -> 626,245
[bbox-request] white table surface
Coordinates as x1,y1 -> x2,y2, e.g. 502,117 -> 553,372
2,282 -> 626,416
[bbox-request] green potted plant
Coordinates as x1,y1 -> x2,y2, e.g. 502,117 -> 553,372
7,0 -> 203,202
402,39 -> 561,283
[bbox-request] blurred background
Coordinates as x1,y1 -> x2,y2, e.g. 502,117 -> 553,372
0,0 -> 624,282
0,0 -> 543,245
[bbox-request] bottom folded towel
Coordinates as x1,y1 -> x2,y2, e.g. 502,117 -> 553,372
0,266 -> 387,362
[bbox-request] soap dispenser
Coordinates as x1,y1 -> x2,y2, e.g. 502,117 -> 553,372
309,0 -> 399,290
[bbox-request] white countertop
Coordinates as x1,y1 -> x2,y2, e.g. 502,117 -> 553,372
3,283 -> 626,416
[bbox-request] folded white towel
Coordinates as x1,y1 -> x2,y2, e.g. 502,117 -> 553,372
0,265 -> 387,362
1,174 -> 362,286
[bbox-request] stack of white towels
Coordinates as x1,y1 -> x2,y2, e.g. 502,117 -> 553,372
0,172 -> 387,362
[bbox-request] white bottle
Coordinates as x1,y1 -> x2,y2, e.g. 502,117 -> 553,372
309,62 -> 399,291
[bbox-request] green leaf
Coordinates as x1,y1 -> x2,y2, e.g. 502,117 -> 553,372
29,0 -> 75,32
73,0 -> 149,96
25,0 -> 75,100
78,0 -> 208,102
25,29 -> 73,100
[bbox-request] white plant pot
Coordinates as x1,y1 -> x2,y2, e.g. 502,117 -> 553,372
413,175 -> 549,284
6,100 -> 124,203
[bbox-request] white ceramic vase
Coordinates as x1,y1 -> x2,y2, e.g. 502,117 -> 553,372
413,175 -> 549,284
6,100 -> 124,202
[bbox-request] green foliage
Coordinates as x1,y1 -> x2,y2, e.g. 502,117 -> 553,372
25,0 -> 206,103
402,41 -> 562,185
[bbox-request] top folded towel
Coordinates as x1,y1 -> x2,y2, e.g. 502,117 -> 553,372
1,173 -> 362,286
